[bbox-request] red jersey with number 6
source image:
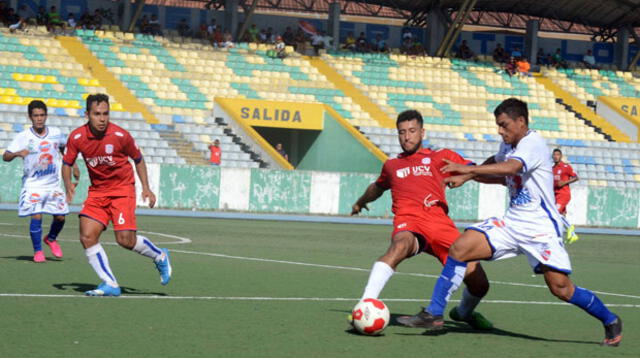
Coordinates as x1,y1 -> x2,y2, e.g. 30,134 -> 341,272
63,122 -> 142,197
375,148 -> 473,216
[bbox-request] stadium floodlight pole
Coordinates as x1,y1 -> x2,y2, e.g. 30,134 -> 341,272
128,0 -> 147,33
435,0 -> 476,57
626,26 -> 640,70
236,0 -> 259,41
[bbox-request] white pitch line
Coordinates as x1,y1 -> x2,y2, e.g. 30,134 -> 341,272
0,293 -> 638,308
0,230 -> 191,245
171,249 -> 640,300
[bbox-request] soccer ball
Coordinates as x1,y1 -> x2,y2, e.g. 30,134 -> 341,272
351,298 -> 390,335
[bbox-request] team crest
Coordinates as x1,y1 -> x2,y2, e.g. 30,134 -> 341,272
421,157 -> 431,164
105,144 -> 114,154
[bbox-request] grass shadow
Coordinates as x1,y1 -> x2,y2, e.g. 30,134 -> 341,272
0,255 -> 63,262
52,283 -> 168,296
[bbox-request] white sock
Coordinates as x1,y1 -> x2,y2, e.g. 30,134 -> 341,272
361,261 -> 395,299
85,244 -> 118,287
457,288 -> 483,318
133,235 -> 163,261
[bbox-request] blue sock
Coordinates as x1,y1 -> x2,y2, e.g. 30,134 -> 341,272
47,219 -> 65,241
29,218 -> 42,252
568,286 -> 617,325
426,256 -> 468,316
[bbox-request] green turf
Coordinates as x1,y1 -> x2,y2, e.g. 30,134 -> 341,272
0,210 -> 638,357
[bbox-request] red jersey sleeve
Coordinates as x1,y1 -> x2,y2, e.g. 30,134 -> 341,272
566,164 -> 577,177
442,148 -> 473,166
374,161 -> 391,190
122,131 -> 143,163
62,131 -> 79,166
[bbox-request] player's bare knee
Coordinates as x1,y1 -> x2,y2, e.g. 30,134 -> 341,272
448,241 -> 467,261
115,231 -> 136,250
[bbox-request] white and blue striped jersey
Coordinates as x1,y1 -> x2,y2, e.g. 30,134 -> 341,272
7,126 -> 66,190
495,130 -> 563,237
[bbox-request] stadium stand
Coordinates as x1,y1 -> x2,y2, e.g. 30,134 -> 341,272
542,67 -> 640,103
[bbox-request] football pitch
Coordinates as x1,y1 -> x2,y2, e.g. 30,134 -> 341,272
0,210 -> 638,357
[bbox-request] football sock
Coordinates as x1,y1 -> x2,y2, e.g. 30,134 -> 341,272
46,219 -> 65,241
361,261 -> 394,299
568,286 -> 617,325
133,235 -> 163,261
457,288 -> 483,318
426,256 -> 467,316
29,218 -> 42,252
85,244 -> 118,287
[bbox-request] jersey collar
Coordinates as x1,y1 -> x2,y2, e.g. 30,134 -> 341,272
30,126 -> 48,139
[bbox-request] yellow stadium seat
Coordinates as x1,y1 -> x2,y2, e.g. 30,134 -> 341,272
112,103 -> 124,111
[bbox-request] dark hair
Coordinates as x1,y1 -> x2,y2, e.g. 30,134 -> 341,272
28,100 -> 47,116
553,148 -> 562,155
86,93 -> 109,112
397,109 -> 423,127
494,97 -> 528,125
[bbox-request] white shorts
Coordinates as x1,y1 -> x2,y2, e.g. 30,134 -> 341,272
18,187 -> 69,217
467,217 -> 572,274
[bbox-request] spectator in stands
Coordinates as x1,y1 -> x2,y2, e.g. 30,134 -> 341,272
275,143 -> 288,162
505,57 -> 517,77
18,5 -> 35,25
582,49 -> 598,69
516,57 -> 531,77
374,34 -> 389,53
552,48 -> 568,68
493,43 -> 508,63
356,32 -> 368,52
456,40 -> 475,60
536,48 -> 547,66
294,28 -> 308,53
9,16 -> 26,33
91,9 -> 103,30
311,31 -> 325,55
222,29 -> 234,48
198,21 -> 208,38
247,23 -> 259,42
402,28 -> 413,43
139,14 -> 151,34
0,1 -> 8,25
208,139 -> 221,166
36,6 -> 48,26
271,36 -> 287,59
4,6 -> 18,26
207,18 -> 217,36
211,27 -> 224,48
511,46 -> 522,58
47,6 -> 65,33
282,26 -> 295,47
149,14 -> 162,35
67,13 -> 77,29
343,32 -> 356,51
177,18 -> 191,37
401,31 -> 413,54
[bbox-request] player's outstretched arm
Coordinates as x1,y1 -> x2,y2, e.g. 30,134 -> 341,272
441,158 -> 522,178
352,183 -> 384,215
61,164 -> 75,203
134,157 -> 156,208
2,149 -> 29,162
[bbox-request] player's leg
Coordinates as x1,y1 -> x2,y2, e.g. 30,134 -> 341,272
110,196 -> 172,285
541,267 -> 622,346
29,213 -> 45,262
397,229 -> 493,328
451,261 -> 493,330
43,215 -> 65,258
43,189 -> 69,258
361,230 -> 419,299
80,215 -> 121,296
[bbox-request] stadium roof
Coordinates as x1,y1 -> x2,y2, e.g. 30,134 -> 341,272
360,0 -> 640,29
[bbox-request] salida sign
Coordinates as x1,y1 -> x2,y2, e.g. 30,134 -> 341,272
216,98 -> 325,130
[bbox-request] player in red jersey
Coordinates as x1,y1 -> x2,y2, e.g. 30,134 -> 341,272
61,94 -> 172,297
552,148 -> 579,243
350,110 -> 492,330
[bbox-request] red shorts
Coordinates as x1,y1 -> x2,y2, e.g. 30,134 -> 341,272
80,195 -> 137,231
392,208 -> 460,265
555,195 -> 570,215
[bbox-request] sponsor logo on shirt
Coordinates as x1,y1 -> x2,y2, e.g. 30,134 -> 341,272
396,165 -> 432,178
423,194 -> 439,207
86,155 -> 116,167
507,175 -> 532,206
39,141 -> 51,152
32,154 -> 56,178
